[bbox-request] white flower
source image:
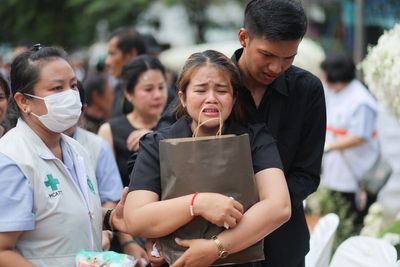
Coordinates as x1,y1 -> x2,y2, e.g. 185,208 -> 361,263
368,202 -> 383,216
361,24 -> 400,121
382,233 -> 400,246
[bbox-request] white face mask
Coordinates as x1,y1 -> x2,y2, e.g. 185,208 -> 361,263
25,89 -> 82,133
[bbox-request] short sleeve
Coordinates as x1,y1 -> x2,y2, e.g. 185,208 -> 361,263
129,133 -> 162,196
0,153 -> 35,232
96,140 -> 124,203
348,104 -> 377,140
248,124 -> 283,174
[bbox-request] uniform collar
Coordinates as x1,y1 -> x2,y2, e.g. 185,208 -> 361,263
16,118 -> 71,160
232,48 -> 289,97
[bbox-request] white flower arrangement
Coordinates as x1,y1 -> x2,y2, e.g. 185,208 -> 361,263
360,202 -> 384,237
361,24 -> 400,120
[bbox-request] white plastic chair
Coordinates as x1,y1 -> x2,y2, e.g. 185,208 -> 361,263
329,236 -> 398,267
305,213 -> 340,267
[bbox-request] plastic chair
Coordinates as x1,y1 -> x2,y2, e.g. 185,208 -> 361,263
305,213 -> 340,267
329,236 -> 398,267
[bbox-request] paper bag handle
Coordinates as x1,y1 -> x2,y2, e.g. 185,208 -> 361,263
192,105 -> 223,138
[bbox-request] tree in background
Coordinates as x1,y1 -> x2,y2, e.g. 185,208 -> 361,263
0,0 -> 153,49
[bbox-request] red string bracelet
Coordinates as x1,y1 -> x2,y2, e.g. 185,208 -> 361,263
190,192 -> 199,217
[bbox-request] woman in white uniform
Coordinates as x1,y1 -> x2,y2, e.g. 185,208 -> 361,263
0,45 -> 126,267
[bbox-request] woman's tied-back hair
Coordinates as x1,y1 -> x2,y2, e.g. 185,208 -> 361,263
244,0 -> 307,40
10,45 -> 68,97
8,45 -> 69,120
174,50 -> 245,123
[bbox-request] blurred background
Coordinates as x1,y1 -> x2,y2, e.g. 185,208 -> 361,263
1,0 -> 399,71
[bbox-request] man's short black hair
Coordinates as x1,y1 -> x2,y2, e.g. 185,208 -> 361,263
108,27 -> 146,56
321,53 -> 355,83
244,0 -> 307,40
82,73 -> 108,105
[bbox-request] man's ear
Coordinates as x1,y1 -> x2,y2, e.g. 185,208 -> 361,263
238,28 -> 249,48
178,91 -> 186,108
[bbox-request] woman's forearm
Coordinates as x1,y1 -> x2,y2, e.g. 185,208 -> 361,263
217,168 -> 291,255
124,192 -> 194,238
217,197 -> 290,255
0,250 -> 35,267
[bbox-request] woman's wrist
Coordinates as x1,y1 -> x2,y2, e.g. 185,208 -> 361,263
103,209 -> 114,231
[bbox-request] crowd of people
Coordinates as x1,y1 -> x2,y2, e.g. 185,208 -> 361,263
0,0 -> 384,266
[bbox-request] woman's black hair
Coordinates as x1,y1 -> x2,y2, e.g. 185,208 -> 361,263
9,44 -> 69,117
120,54 -> 166,94
0,74 -> 10,100
320,53 -> 355,83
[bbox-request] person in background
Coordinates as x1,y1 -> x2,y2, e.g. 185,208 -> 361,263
106,27 -> 146,117
0,74 -> 10,137
124,50 -> 291,267
0,45 -> 127,267
321,53 -> 379,228
99,55 -> 168,186
79,73 -> 114,133
98,54 -> 167,263
142,33 -> 177,105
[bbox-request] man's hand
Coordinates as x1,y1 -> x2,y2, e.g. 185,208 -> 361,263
102,230 -> 112,251
111,187 -> 129,233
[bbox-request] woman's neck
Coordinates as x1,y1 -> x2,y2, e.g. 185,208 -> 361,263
24,117 -> 63,160
127,111 -> 159,130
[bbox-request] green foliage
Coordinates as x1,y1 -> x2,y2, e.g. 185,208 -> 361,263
306,186 -> 358,251
381,220 -> 400,255
0,0 -> 153,49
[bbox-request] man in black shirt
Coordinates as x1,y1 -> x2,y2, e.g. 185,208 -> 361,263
233,1 -> 326,266
138,1 -> 325,266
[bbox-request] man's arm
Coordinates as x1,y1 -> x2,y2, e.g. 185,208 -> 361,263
286,79 -> 326,209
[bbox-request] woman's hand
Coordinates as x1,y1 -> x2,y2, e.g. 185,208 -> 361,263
145,239 -> 166,267
122,241 -> 148,267
194,193 -> 244,229
170,238 -> 219,267
127,129 -> 152,151
101,231 -> 112,251
111,187 -> 129,233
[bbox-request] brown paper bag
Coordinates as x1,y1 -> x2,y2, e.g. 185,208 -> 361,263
159,134 -> 265,265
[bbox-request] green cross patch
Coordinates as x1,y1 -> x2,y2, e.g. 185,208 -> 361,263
44,174 -> 59,191
87,176 -> 95,194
